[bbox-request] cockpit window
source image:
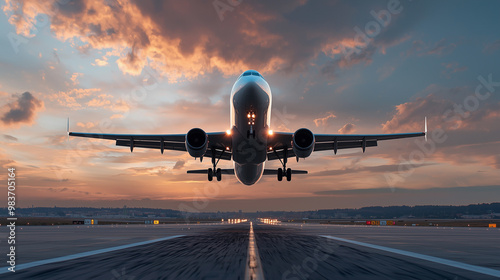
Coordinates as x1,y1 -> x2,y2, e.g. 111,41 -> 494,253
239,70 -> 263,79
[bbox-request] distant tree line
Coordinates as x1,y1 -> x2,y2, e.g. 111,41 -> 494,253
315,203 -> 500,219
2,203 -> 499,219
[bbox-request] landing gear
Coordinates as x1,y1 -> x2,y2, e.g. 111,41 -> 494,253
286,168 -> 292,181
216,168 -> 222,181
208,147 -> 225,182
208,168 -> 213,181
247,110 -> 256,139
274,148 -> 292,182
247,130 -> 256,139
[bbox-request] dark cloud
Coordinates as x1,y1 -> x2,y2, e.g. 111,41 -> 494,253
405,40 -> 426,56
405,38 -> 456,57
382,94 -> 454,133
483,39 -> 500,53
173,160 -> 185,170
427,38 -> 456,56
8,0 -> 426,79
44,178 -> 69,182
310,163 -> 434,177
383,93 -> 500,134
441,62 -> 467,78
3,134 -> 18,142
48,186 -> 90,195
321,45 -> 377,78
57,0 -> 85,16
1,92 -> 43,126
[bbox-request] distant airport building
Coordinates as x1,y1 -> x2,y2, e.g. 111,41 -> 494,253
84,219 -> 98,225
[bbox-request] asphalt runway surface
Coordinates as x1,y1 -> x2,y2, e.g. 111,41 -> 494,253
1,222 -> 499,279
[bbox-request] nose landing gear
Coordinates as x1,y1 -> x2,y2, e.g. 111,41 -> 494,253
247,111 -> 256,139
247,129 -> 255,139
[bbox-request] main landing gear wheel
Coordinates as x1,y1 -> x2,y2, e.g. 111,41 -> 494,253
286,168 -> 292,181
208,168 -> 213,181
216,168 -> 222,181
277,168 -> 283,181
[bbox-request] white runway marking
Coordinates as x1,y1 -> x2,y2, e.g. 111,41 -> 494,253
1,235 -> 184,274
245,222 -> 265,280
320,235 -> 500,278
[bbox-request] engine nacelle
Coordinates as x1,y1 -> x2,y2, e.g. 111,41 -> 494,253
292,128 -> 315,158
185,128 -> 208,158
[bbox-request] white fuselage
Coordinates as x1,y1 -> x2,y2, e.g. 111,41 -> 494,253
230,71 -> 272,185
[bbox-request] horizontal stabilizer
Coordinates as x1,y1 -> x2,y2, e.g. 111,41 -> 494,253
187,169 -> 235,175
263,169 -> 308,175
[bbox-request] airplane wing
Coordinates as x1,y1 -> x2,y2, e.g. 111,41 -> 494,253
267,118 -> 426,160
187,169 -> 308,175
69,131 -> 232,160
267,131 -> 425,160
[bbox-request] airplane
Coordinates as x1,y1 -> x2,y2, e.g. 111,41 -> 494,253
70,70 -> 426,185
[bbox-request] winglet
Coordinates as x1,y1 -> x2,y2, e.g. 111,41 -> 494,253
67,117 -> 70,142
424,116 -> 427,142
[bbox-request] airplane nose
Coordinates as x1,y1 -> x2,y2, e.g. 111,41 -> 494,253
235,82 -> 268,104
235,163 -> 264,185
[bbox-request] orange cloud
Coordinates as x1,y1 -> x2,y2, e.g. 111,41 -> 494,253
49,88 -> 102,108
5,0 -> 409,83
76,122 -> 96,129
314,112 -> 336,127
3,0 -> 290,80
86,94 -> 113,107
382,94 -> 452,133
70,72 -> 83,86
338,123 -> 355,134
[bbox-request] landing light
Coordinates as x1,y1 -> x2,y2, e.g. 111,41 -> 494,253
269,147 -> 273,150
226,147 -> 230,151
247,113 -> 251,118
252,114 -> 255,118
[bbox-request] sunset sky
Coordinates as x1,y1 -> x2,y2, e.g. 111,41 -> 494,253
1,0 -> 499,211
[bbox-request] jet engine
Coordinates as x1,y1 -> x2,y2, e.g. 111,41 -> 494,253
292,128 -> 315,158
185,128 -> 208,158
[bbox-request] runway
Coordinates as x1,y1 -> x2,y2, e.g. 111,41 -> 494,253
1,222 -> 499,279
